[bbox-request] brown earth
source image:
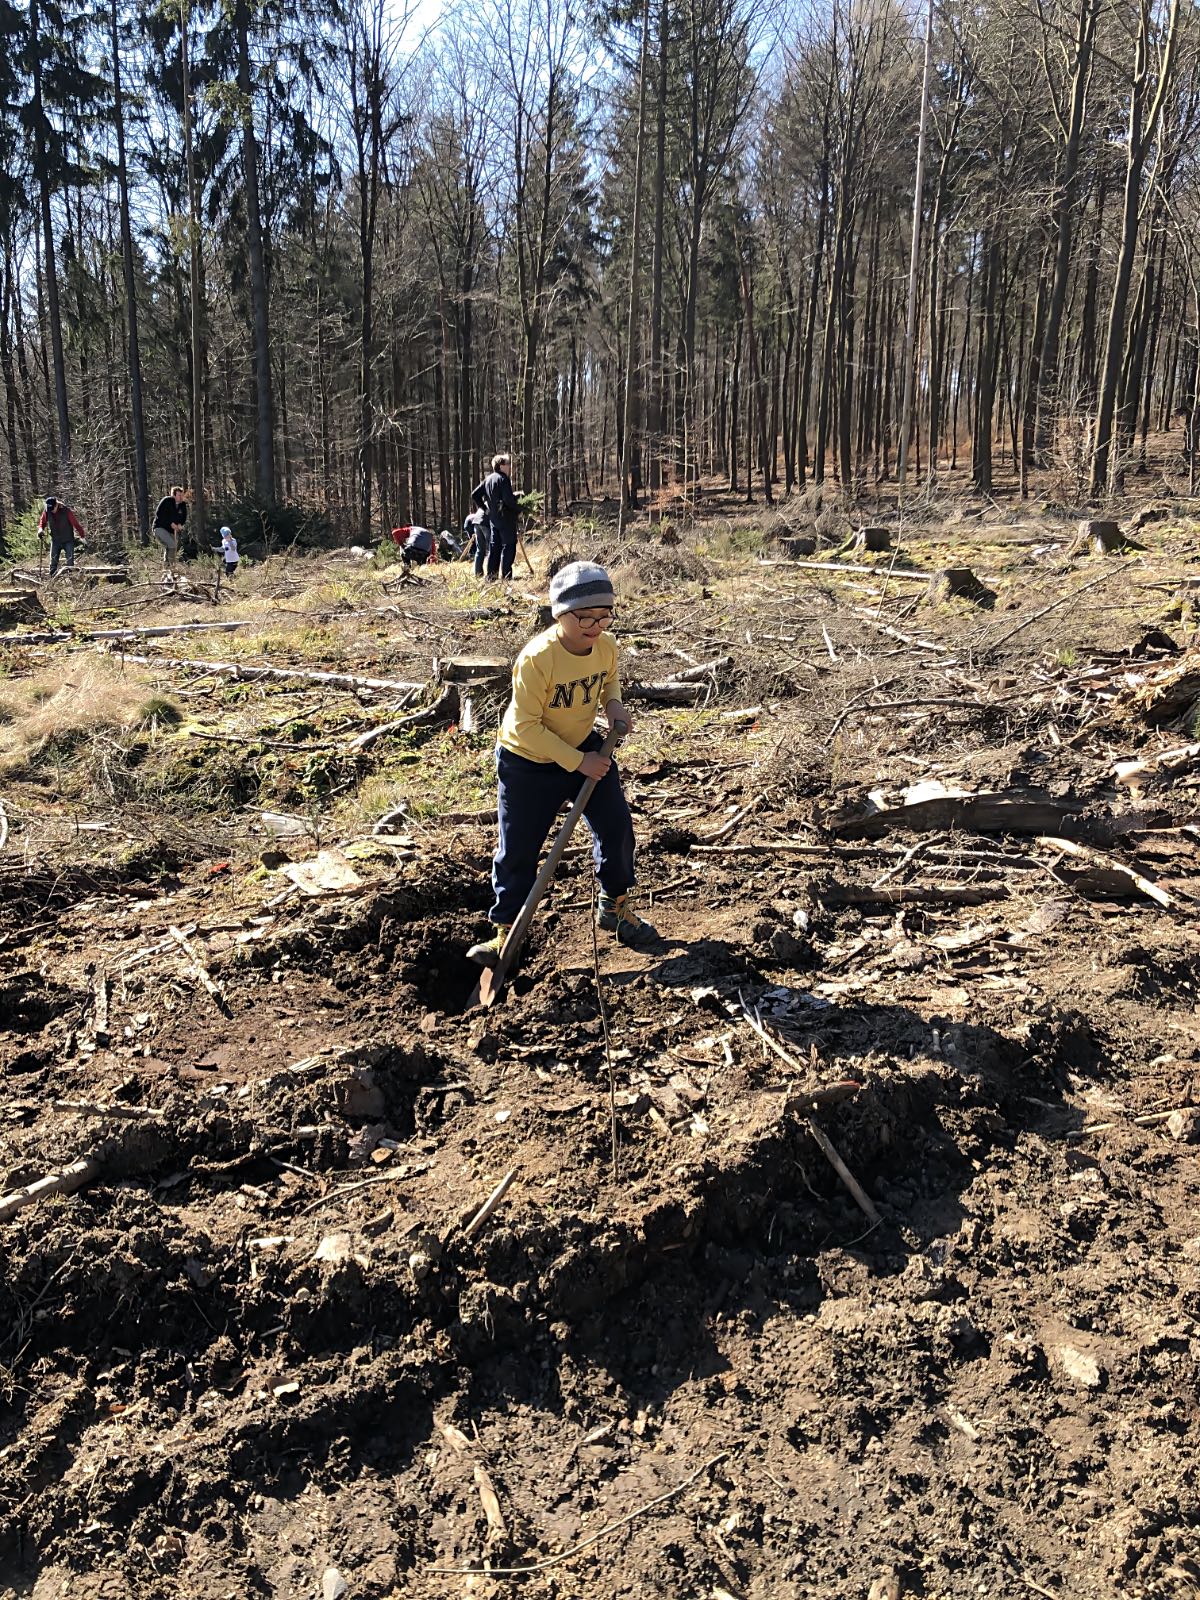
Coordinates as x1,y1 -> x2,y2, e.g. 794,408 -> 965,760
1,505 -> 1199,1600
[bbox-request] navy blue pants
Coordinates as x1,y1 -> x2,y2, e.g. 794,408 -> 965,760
490,732 -> 636,924
485,519 -> 517,580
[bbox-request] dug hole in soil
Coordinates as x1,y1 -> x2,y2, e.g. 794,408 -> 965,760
2,533 -> 1200,1600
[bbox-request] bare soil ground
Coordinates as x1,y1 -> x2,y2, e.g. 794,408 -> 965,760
2,496 -> 1199,1600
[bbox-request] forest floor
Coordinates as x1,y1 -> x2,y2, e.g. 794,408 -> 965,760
1,489 -> 1199,1600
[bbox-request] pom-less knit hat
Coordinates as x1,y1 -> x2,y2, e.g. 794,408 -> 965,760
549,561 -> 615,617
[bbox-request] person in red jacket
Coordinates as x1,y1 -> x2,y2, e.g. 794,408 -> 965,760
390,525 -> 436,571
37,496 -> 88,575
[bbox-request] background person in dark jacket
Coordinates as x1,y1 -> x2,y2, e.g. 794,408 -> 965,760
471,453 -> 521,581
37,496 -> 88,575
152,486 -> 189,577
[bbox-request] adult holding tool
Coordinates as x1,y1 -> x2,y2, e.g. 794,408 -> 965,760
467,560 -> 661,999
37,495 -> 88,576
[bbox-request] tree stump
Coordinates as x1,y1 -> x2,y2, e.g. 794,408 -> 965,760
927,567 -> 997,609
854,526 -> 892,553
0,589 -> 43,628
435,656 -> 510,688
780,536 -> 817,558
1075,519 -> 1128,556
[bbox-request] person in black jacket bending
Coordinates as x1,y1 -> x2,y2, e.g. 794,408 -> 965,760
470,454 -> 522,582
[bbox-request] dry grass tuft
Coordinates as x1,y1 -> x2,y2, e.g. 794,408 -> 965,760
0,660 -> 179,781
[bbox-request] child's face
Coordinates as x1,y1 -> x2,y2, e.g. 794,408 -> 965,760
557,606 -> 614,653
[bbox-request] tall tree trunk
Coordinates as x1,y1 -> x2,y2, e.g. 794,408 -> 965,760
181,0 -> 205,542
618,0 -> 652,534
1091,0 -> 1180,496
29,0 -> 71,472
648,0 -> 668,497
897,0 -> 933,492
111,0 -> 148,542
1037,0 -> 1100,454
235,0 -> 277,504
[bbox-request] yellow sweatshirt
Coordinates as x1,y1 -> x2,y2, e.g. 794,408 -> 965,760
498,628 -> 622,771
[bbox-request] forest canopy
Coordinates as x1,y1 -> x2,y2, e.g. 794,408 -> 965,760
2,0 -> 1198,552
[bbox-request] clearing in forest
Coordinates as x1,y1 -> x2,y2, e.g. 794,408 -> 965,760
1,504 -> 1198,1600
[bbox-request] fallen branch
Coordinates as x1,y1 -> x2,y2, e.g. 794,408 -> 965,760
1036,836 -> 1173,908
664,654 -> 733,684
461,1167 -> 517,1241
738,995 -> 879,1226
0,800 -> 7,851
1114,742 -> 1200,790
104,648 -> 425,698
984,564 -> 1127,653
348,682 -> 459,751
187,728 -> 337,753
474,1463 -> 507,1539
769,556 -> 933,581
169,925 -> 231,1015
0,1152 -> 106,1223
701,782 -> 784,844
52,1099 -> 163,1120
297,1167 -> 427,1217
850,609 -> 950,653
426,1451 -> 729,1576
0,619 -> 252,648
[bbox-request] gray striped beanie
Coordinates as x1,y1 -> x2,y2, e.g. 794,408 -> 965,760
549,561 -> 615,617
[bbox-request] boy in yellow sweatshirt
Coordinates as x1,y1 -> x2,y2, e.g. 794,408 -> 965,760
467,561 -> 660,965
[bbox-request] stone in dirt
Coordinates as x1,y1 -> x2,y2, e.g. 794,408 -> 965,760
1166,1108 -> 1199,1143
1053,1343 -> 1104,1389
322,1568 -> 349,1600
868,1576 -> 903,1600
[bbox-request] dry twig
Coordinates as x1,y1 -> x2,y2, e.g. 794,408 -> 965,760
426,1450 -> 729,1576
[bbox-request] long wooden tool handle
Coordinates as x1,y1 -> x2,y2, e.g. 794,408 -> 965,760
478,724 -> 625,1007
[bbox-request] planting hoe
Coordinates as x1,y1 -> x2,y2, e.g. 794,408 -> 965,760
470,721 -> 626,1009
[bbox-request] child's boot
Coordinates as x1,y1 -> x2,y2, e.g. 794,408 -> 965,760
596,892 -> 659,948
467,925 -> 511,967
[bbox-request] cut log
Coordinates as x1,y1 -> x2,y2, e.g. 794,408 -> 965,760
829,782 -> 1091,841
854,526 -> 892,552
0,589 -> 42,628
813,880 -> 1008,907
1,618 -> 257,649
435,656 -> 509,685
11,564 -> 130,584
927,567 -> 996,609
623,681 -> 708,704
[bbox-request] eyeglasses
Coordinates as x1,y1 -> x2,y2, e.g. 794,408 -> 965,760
572,610 -> 614,629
